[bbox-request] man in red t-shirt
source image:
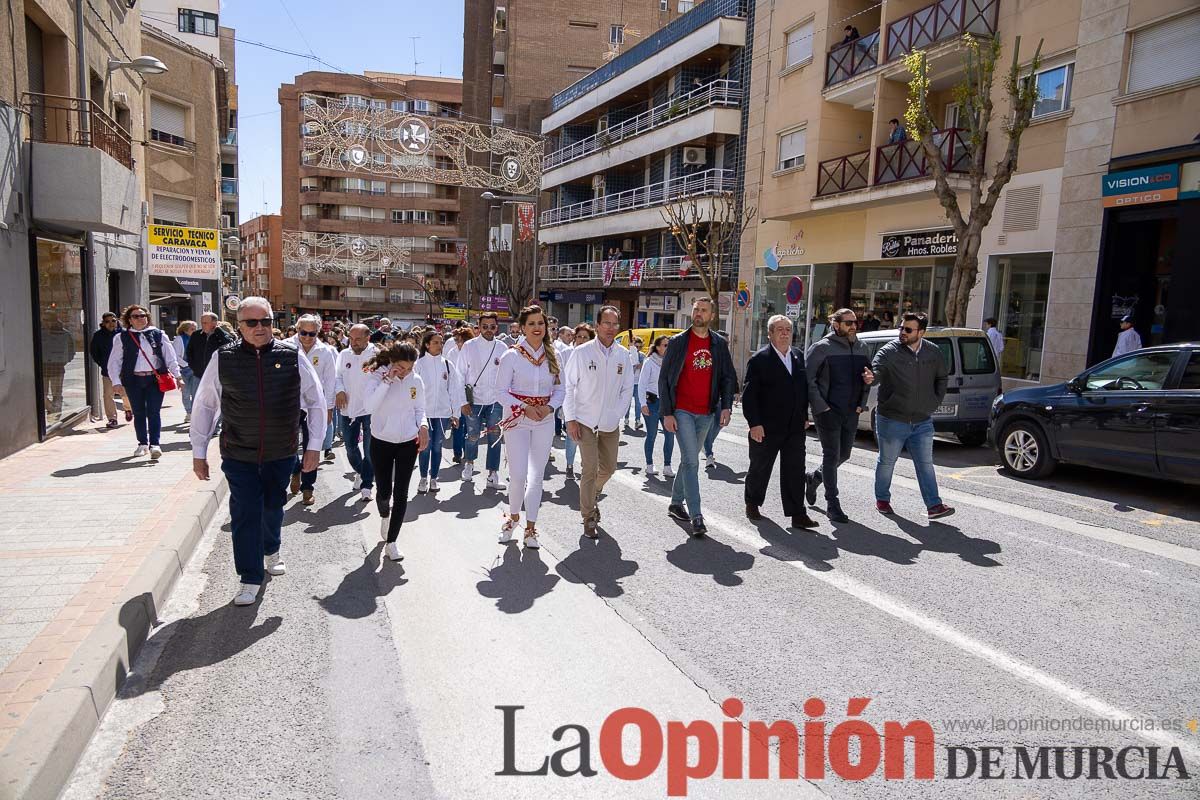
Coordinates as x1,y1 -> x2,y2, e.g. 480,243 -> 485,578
658,297 -> 737,535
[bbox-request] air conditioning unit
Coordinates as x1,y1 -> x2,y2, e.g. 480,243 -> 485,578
220,214 -> 232,229
682,147 -> 706,166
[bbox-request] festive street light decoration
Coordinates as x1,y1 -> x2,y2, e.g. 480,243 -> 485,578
282,230 -> 413,278
299,94 -> 543,194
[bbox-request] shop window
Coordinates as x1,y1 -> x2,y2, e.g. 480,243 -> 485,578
785,21 -> 813,69
984,253 -> 1051,381
1031,63 -> 1074,117
37,240 -> 87,429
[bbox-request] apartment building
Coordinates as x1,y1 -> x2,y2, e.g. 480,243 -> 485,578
736,0 -> 1199,384
140,21 -> 228,328
219,26 -> 240,305
141,0 -> 221,60
278,71 -> 463,325
0,0 -> 149,455
538,0 -> 751,326
239,213 -> 284,314
462,0 -> 684,309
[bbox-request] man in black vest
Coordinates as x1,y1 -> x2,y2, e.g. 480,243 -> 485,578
741,315 -> 817,530
190,297 -> 327,607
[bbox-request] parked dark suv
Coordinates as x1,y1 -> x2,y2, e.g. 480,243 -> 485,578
988,343 -> 1200,483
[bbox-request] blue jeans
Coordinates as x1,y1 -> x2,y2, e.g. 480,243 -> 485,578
180,368 -> 197,414
222,455 -> 295,585
643,398 -> 674,466
341,414 -> 374,489
323,408 -> 339,451
625,385 -> 640,422
452,413 -> 467,459
874,414 -> 941,508
669,410 -> 714,520
703,410 -> 720,457
419,417 -> 448,477
465,402 -> 503,471
123,374 -> 164,446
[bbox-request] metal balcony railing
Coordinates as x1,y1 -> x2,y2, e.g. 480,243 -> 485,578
550,0 -> 748,112
816,150 -> 871,195
22,92 -> 133,169
885,0 -> 999,62
541,168 -> 735,227
539,254 -> 735,283
544,80 -> 742,171
824,30 -> 880,87
150,128 -> 196,150
874,127 -> 972,185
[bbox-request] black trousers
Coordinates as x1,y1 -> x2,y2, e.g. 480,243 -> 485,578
370,437 -> 419,542
744,429 -> 807,518
810,410 -> 860,503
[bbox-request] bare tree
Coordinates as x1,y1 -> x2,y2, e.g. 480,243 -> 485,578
903,34 -> 1042,326
660,194 -> 755,328
493,236 -> 538,316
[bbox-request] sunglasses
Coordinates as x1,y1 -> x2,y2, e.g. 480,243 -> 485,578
239,318 -> 271,328
838,320 -> 859,328
901,326 -> 919,334
130,313 -> 148,319
298,330 -> 318,337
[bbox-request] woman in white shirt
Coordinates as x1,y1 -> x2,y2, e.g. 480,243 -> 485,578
448,328 -> 473,464
624,337 -> 645,431
638,335 -> 675,479
494,305 -> 565,548
108,304 -> 182,459
363,342 -> 430,561
414,330 -> 465,495
562,323 -> 595,479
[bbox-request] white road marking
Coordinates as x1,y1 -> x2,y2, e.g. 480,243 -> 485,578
610,469 -> 1200,761
716,430 -> 1200,569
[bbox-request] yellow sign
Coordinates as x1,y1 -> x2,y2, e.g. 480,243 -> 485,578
148,225 -> 221,280
443,307 -> 467,320
738,280 -> 748,292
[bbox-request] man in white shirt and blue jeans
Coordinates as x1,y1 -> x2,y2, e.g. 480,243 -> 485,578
335,323 -> 378,502
457,312 -> 507,488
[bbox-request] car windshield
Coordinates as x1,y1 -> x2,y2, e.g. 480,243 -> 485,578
1084,352 -> 1175,391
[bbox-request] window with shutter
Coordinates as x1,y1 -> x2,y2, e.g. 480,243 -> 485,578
153,195 -> 191,226
786,21 -> 813,68
150,97 -> 187,145
1127,12 -> 1200,94
778,128 -> 806,171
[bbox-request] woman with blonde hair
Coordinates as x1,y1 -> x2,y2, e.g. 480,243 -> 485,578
494,305 -> 564,548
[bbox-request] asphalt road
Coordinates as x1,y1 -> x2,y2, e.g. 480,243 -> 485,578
64,416 -> 1200,799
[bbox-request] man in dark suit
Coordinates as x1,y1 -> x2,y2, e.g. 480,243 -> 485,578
741,314 -> 817,529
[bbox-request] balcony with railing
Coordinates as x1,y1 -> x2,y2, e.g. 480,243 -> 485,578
874,127 -> 971,185
816,150 -> 871,195
824,30 -> 881,88
544,80 -> 742,171
23,93 -> 132,169
539,254 -> 734,285
541,168 -> 734,227
221,178 -> 238,196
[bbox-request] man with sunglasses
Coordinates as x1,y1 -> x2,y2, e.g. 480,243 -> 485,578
804,308 -> 874,523
458,311 -> 506,488
190,297 -> 327,607
287,315 -> 338,505
870,312 -> 953,519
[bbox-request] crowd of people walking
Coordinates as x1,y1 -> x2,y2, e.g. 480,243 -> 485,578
89,295 -> 956,607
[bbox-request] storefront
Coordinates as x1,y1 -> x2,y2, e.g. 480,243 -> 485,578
539,289 -> 605,325
636,291 -> 682,328
35,238 -> 90,432
982,253 -> 1052,381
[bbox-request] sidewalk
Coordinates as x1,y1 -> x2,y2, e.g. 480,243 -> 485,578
0,398 -> 226,800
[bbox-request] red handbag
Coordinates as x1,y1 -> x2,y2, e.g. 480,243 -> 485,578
128,331 -> 178,392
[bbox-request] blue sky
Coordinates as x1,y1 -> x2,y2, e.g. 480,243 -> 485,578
221,0 -> 465,222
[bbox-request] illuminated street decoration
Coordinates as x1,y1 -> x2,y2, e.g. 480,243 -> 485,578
299,94 -> 543,194
282,230 -> 412,278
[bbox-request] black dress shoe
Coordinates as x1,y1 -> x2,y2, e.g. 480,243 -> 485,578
745,504 -> 764,521
827,503 -> 850,523
805,471 -> 822,505
791,515 -> 819,529
667,503 -> 689,521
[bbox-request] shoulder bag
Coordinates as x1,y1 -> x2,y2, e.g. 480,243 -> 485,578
129,331 -> 178,392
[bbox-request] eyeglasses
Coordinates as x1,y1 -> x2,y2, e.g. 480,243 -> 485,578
901,326 -> 919,334
239,318 -> 270,328
130,313 -> 148,319
298,330 -> 318,337
838,319 -> 858,328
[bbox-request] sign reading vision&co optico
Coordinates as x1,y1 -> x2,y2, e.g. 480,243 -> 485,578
148,225 -> 221,280
1101,164 -> 1179,208
881,229 -> 958,259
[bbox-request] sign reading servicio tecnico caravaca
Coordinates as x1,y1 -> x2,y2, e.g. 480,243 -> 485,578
148,225 -> 220,280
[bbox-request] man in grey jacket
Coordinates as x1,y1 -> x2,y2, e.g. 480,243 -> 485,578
804,308 -> 873,523
870,313 -> 954,519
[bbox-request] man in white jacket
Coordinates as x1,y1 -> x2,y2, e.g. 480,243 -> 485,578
563,305 -> 635,537
335,324 -> 378,501
457,312 -> 507,488
288,314 -> 337,506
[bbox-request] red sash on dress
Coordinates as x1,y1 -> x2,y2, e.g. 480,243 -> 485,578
500,393 -> 551,431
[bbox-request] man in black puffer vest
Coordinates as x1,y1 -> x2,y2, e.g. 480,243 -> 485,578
190,297 -> 328,607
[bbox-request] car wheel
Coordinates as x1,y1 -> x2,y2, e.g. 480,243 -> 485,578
957,431 -> 987,447
999,420 -> 1055,479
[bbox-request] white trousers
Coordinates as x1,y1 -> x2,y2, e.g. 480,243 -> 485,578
503,421 -> 554,522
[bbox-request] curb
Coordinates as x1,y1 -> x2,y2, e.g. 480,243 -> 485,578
0,477 -> 229,800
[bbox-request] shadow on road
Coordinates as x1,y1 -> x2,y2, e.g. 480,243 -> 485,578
665,533 -> 755,587
51,456 -> 152,477
315,542 -> 407,619
893,516 -> 1003,567
284,491 -> 372,533
555,532 -> 639,598
754,518 -> 838,572
476,545 -> 560,613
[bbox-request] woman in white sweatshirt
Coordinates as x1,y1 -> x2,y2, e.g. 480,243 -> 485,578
494,305 -> 565,548
414,330 -> 465,494
363,342 -> 429,561
638,335 -> 675,478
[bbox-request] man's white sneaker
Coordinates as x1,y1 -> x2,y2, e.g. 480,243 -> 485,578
183,413 -> 191,423
149,445 -> 162,461
265,552 -> 286,576
706,454 -> 716,469
353,474 -> 363,491
645,463 -> 657,478
462,463 -> 475,480
418,476 -> 429,494
360,487 -> 373,502
498,517 -> 518,544
384,542 -> 404,561
663,465 -> 675,478
133,444 -> 148,457
486,471 -> 502,490
233,583 -> 259,606
428,478 -> 439,492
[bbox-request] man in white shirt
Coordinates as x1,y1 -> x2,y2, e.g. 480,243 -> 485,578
563,305 -> 635,537
335,323 -> 378,501
457,312 -> 507,487
287,314 -> 338,506
553,325 -> 575,439
190,297 -> 326,607
984,318 -> 1005,360
1112,315 -> 1143,357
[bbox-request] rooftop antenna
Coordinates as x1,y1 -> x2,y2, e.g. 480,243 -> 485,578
409,36 -> 422,74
